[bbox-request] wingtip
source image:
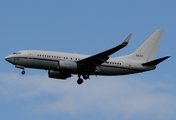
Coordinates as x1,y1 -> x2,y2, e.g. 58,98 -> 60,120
165,56 -> 171,59
123,33 -> 132,45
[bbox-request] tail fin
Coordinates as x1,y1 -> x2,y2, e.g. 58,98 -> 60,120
128,30 -> 164,62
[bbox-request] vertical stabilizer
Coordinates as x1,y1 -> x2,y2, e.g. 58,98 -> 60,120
129,30 -> 164,62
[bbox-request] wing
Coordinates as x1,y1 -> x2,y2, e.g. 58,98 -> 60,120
77,33 -> 132,72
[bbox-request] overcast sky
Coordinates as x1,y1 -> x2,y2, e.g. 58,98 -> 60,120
0,1 -> 176,120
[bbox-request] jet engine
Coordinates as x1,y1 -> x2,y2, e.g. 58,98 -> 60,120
58,61 -> 77,72
48,70 -> 71,79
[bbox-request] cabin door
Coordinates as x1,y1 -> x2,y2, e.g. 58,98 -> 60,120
127,60 -> 131,69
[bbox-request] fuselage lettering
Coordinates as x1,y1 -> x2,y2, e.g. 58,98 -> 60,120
136,54 -> 143,57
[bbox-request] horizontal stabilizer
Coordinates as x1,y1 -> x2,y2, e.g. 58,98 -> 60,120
142,56 -> 170,66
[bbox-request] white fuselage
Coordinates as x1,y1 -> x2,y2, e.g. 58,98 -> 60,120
5,50 -> 155,76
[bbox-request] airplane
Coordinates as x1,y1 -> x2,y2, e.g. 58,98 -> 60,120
5,30 -> 170,84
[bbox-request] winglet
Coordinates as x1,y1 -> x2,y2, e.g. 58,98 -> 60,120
123,33 -> 132,45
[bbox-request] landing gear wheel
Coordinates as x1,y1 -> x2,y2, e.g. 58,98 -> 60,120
83,74 -> 89,80
77,78 -> 83,85
21,71 -> 25,75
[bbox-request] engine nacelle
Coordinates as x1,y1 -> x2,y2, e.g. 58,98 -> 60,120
59,61 -> 77,72
48,70 -> 71,79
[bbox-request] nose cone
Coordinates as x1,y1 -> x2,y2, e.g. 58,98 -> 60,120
5,55 -> 14,63
5,55 -> 10,61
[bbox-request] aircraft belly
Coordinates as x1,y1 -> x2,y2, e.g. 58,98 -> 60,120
17,58 -> 58,70
95,66 -> 138,75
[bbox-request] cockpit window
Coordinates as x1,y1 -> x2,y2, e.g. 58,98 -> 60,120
13,52 -> 21,54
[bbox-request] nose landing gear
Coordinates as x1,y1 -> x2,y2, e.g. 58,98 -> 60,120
21,70 -> 25,75
15,65 -> 25,75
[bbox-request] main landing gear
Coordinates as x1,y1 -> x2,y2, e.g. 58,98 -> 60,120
77,74 -> 89,85
77,78 -> 83,85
